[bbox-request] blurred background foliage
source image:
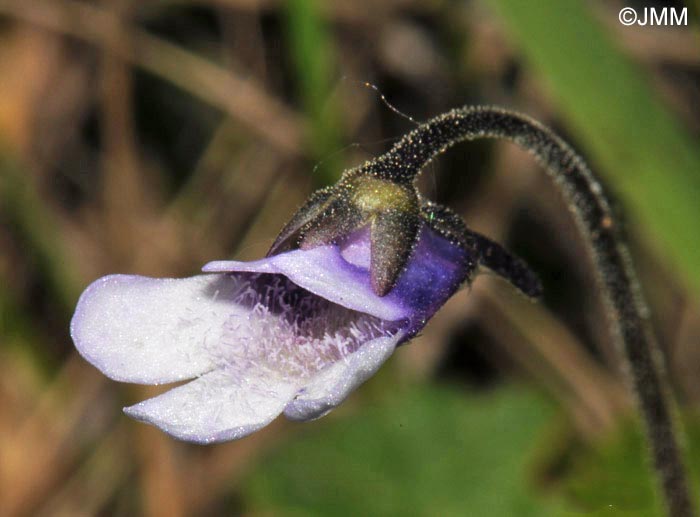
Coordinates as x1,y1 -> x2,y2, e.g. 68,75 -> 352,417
0,0 -> 698,515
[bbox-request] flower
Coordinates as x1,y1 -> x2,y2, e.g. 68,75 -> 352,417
71,109 -> 545,444
71,225 -> 474,443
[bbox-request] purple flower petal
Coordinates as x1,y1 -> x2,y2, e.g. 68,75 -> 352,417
124,368 -> 300,443
203,225 -> 472,333
283,331 -> 405,421
204,246 -> 408,322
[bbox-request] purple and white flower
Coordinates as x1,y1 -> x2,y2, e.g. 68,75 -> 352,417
71,226 -> 473,443
71,108 -> 546,444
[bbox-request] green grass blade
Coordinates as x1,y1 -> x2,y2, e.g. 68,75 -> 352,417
285,0 -> 344,185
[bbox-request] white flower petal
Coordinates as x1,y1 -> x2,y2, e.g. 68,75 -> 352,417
71,274 -> 248,384
124,368 -> 299,443
283,330 -> 406,421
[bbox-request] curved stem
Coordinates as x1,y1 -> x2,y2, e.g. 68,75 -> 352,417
365,106 -> 694,517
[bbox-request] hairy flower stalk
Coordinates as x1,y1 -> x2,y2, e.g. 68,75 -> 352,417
336,106 -> 690,517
